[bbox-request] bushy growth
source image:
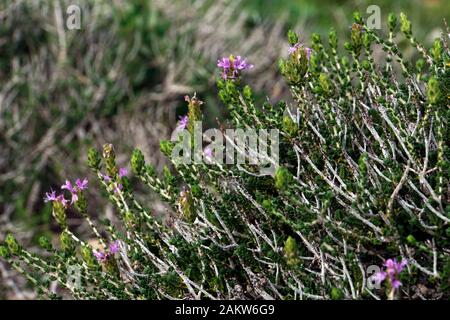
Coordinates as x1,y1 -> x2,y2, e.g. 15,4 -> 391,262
1,13 -> 449,300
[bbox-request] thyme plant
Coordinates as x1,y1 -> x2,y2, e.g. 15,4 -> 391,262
1,13 -> 449,300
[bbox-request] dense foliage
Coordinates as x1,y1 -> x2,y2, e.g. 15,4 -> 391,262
1,12 -> 449,300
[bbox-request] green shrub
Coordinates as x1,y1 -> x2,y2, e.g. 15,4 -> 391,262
1,13 -> 449,300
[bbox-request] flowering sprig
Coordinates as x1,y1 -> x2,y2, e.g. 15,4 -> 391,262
102,167 -> 128,193
288,42 -> 312,61
44,177 -> 88,207
61,178 -> 88,203
44,190 -> 69,208
217,55 -> 253,80
280,34 -> 313,84
93,240 -> 120,263
374,258 -> 408,299
177,115 -> 189,131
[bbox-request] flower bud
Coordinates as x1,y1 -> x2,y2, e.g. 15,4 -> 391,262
343,41 -> 353,52
39,236 -> 53,251
87,147 -> 101,171
282,115 -> 299,137
284,236 -> 299,266
287,29 -> 298,46
81,245 -> 97,268
427,76 -> 441,105
60,230 -> 75,254
274,167 -> 293,191
311,33 -> 321,46
124,210 -> 137,229
131,148 -> 145,175
103,143 -> 118,178
406,234 -> 417,245
388,13 -> 397,31
319,73 -> 331,95
399,12 -> 411,35
431,39 -> 442,61
52,200 -> 67,228
329,28 -> 338,49
5,234 -> 21,255
0,245 -> 10,259
179,189 -> 196,223
353,11 -> 363,24
186,94 -> 204,134
160,140 -> 175,158
331,287 -> 344,299
416,59 -> 425,73
75,191 -> 88,214
350,23 -> 363,54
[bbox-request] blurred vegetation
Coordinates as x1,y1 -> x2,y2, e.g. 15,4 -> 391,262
0,0 -> 448,298
245,0 -> 449,41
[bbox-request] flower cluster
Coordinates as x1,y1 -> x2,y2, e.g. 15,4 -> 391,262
375,258 -> 408,289
288,42 -> 312,61
102,167 -> 128,193
177,115 -> 189,131
217,55 -> 253,80
2,14 -> 448,301
93,240 -> 120,262
44,177 -> 88,207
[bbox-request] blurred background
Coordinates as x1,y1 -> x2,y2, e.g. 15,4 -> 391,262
0,0 -> 448,299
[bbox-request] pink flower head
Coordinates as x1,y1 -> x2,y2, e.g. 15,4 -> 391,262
305,47 -> 312,61
233,56 -> 254,70
373,271 -> 386,284
177,115 -> 189,131
114,183 -> 123,194
217,57 -> 231,69
118,168 -> 128,178
93,250 -> 107,262
217,55 -> 253,80
44,190 -> 69,208
44,190 -> 58,202
61,180 -> 76,193
203,146 -> 213,160
56,194 -> 69,208
69,192 -> 78,204
75,178 -> 88,191
384,258 -> 407,275
376,258 -> 408,289
288,43 -> 312,61
109,240 -> 120,254
391,279 -> 402,289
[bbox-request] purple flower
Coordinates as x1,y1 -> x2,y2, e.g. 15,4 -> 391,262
61,180 -> 76,193
217,55 -> 253,80
44,190 -> 58,202
93,250 -> 107,262
75,178 -> 88,191
376,258 -> 407,289
373,271 -> 386,284
288,43 -> 312,61
69,192 -> 78,204
114,183 -> 123,193
177,115 -> 189,130
118,168 -> 128,178
391,279 -> 402,289
305,47 -> 312,61
109,240 -> 120,254
204,146 -> 213,160
217,57 -> 231,69
233,56 -> 254,70
44,190 -> 69,207
57,195 -> 69,208
102,174 -> 111,182
385,258 -> 407,275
